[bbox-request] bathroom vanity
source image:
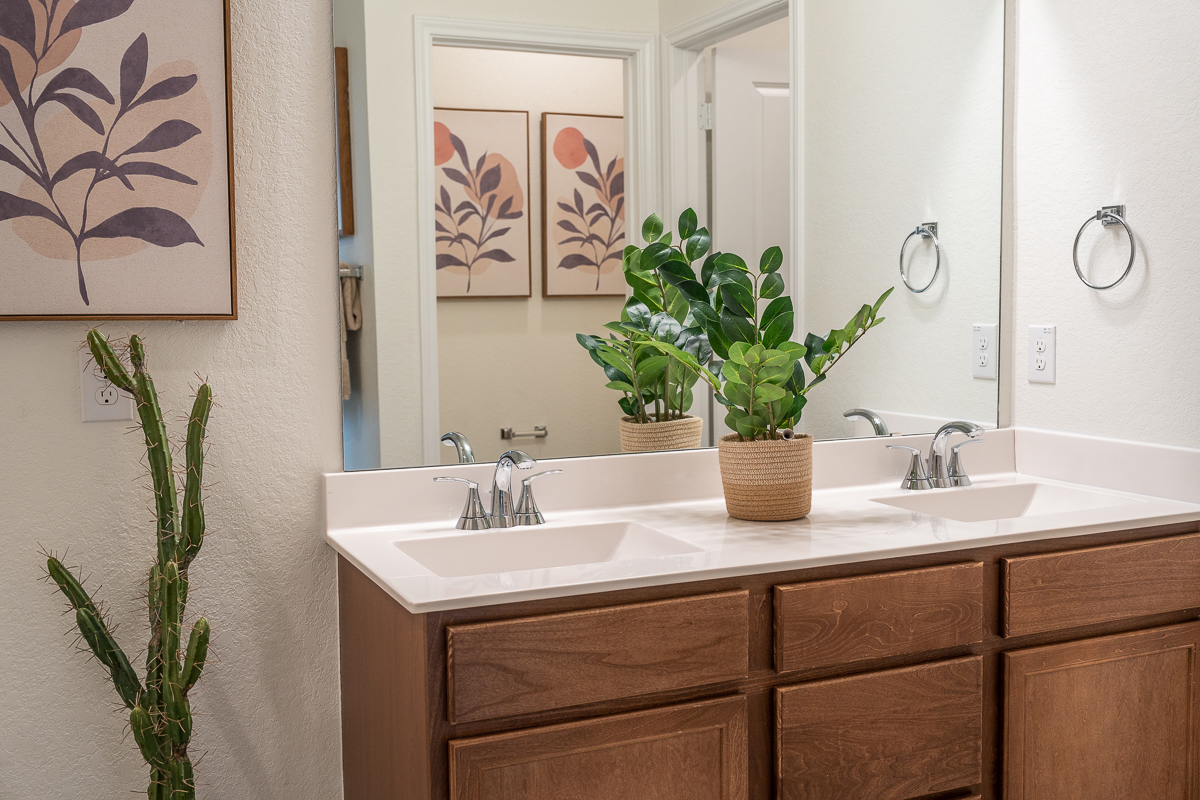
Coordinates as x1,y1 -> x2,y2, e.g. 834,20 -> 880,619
327,430 -> 1200,800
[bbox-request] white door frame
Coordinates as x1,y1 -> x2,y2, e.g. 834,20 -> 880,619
413,17 -> 659,463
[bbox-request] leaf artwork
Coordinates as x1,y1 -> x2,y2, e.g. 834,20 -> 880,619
433,116 -> 525,294
550,121 -> 625,292
0,6 -> 207,306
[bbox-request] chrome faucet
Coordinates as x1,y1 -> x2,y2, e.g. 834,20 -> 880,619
844,408 -> 890,436
489,450 -> 535,527
929,421 -> 984,488
440,431 -> 476,463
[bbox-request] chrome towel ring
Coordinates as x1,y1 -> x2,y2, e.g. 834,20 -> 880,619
1073,205 -> 1135,290
899,222 -> 940,294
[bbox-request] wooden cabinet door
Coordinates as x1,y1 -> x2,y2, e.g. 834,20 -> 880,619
449,696 -> 748,800
1005,622 -> 1200,800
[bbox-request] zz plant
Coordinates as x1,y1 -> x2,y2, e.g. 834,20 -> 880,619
44,331 -> 212,800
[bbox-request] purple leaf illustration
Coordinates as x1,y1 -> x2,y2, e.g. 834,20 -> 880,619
589,212 -> 605,226
0,45 -> 27,113
456,231 -> 477,246
85,207 -> 204,247
602,251 -> 623,263
129,74 -> 197,111
449,133 -> 469,171
478,164 -> 501,195
110,161 -> 198,186
557,201 -> 578,217
558,253 -> 597,270
442,168 -> 470,187
497,196 -> 513,217
0,190 -> 64,227
474,151 -> 486,177
476,249 -> 515,263
122,120 -> 201,156
614,196 -> 624,217
0,0 -> 37,58
59,0 -> 135,37
435,235 -> 454,243
119,34 -> 148,110
557,219 -> 581,234
440,185 -> 452,213
484,194 -> 495,216
41,93 -> 105,135
42,68 -> 115,104
573,189 -> 584,216
53,152 -> 132,189
457,211 -> 474,225
606,157 -> 616,180
437,253 -> 467,269
499,209 -> 523,220
583,138 -> 601,174
559,236 -> 586,245
586,202 -> 606,215
0,142 -> 39,183
453,200 -> 474,214
434,220 -> 450,233
610,172 -> 624,198
481,226 -> 510,244
576,171 -> 603,193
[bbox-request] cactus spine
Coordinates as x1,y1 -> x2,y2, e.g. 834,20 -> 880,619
46,330 -> 212,800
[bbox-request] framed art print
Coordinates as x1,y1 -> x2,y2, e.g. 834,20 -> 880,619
0,0 -> 237,320
434,107 -> 531,298
541,112 -> 625,297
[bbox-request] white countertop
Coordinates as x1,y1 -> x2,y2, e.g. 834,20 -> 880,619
326,464 -> 1200,613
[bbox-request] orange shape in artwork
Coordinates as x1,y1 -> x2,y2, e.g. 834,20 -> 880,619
434,121 -> 454,165
553,126 -> 587,169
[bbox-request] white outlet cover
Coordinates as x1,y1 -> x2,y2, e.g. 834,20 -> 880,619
80,349 -> 135,422
972,323 -> 998,380
1028,325 -> 1056,384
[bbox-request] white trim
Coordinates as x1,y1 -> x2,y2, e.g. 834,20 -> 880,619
412,17 -> 659,464
663,0 -> 791,51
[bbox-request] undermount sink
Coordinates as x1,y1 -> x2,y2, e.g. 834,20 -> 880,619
871,481 -> 1145,523
395,520 -> 702,578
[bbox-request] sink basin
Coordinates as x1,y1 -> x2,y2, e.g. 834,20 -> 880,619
395,520 -> 702,578
871,482 -> 1144,523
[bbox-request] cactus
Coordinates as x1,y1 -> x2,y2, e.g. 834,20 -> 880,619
45,330 -> 212,800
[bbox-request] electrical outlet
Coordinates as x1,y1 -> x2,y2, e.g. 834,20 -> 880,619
1028,325 -> 1056,384
80,349 -> 135,422
972,323 -> 997,379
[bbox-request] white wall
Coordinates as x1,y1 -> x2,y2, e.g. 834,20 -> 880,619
1013,0 -> 1200,448
0,0 -> 345,797
432,48 -> 626,464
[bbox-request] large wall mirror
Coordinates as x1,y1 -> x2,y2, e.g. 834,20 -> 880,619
334,1 -> 1004,471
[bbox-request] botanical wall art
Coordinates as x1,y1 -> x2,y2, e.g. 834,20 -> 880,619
0,0 -> 236,320
434,107 -> 530,298
542,112 -> 625,297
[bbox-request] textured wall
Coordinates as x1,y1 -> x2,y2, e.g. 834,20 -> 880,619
0,0 -> 346,797
1013,0 -> 1200,447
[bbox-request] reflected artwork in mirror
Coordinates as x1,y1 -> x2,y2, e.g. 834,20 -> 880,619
334,1 -> 1004,471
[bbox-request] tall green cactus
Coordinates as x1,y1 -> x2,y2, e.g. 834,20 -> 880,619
45,330 -> 213,800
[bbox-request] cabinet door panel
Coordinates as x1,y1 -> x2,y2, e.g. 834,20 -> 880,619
449,696 -> 748,800
776,656 -> 983,800
1004,622 -> 1200,800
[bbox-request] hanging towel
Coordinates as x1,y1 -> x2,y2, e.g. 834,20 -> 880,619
339,264 -> 363,401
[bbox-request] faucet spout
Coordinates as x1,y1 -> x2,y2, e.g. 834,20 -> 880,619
490,450 -> 535,527
929,421 -> 984,488
440,431 -> 476,463
844,408 -> 891,436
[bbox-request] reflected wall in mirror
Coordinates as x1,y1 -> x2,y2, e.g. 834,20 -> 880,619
335,2 -> 1005,471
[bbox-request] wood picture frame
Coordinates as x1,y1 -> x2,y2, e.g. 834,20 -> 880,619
541,112 -> 626,298
336,47 -> 355,237
0,0 -> 238,320
434,107 -> 532,299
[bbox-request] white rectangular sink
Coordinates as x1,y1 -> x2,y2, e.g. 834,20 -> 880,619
871,482 -> 1145,523
395,520 -> 703,578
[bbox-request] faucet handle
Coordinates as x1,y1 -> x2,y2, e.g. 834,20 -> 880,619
514,470 -> 563,526
434,477 -> 491,530
887,445 -> 934,491
948,439 -> 984,488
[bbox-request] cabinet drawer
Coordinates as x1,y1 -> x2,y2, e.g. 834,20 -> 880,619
449,696 -> 748,800
774,562 -> 984,672
1003,532 -> 1200,637
447,590 -> 749,723
776,656 -> 983,800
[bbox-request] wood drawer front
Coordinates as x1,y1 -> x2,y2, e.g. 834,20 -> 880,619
1004,622 -> 1200,800
1003,532 -> 1200,637
776,656 -> 983,800
447,590 -> 749,723
449,695 -> 749,800
774,562 -> 984,672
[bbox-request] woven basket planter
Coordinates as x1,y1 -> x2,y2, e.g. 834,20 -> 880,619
717,433 -> 813,521
619,414 -> 704,453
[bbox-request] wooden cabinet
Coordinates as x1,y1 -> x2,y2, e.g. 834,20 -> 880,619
449,696 -> 748,800
338,521 -> 1200,800
776,656 -> 983,800
1004,622 -> 1200,800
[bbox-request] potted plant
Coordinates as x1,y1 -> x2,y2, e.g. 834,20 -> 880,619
642,212 -> 892,520
577,209 -> 716,452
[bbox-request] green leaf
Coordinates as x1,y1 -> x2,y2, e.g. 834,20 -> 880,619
624,300 -> 653,329
659,259 -> 698,284
804,333 -> 825,368
744,343 -> 765,366
760,348 -> 792,368
777,341 -> 806,360
714,252 -> 749,272
665,284 -> 691,324
721,360 -> 744,383
661,274 -> 708,304
762,311 -> 794,350
760,245 -> 784,274
721,312 -> 756,345
678,208 -> 697,240
760,272 -> 785,300
725,409 -> 746,429
596,348 -> 633,375
785,361 -> 806,393
700,251 -> 722,287
660,232 -> 673,247
736,415 -> 767,439
720,282 -> 755,318
759,364 -> 791,385
605,381 -> 635,392
872,285 -> 894,318
754,383 -> 787,403
642,213 -> 664,243
787,392 -> 807,420
642,241 -> 675,271
688,300 -> 719,328
707,325 -> 731,360
636,354 -> 669,382
730,383 -> 754,408
760,296 -> 792,330
577,333 -> 599,351
622,246 -> 641,273
727,341 -> 750,365
649,312 -> 683,343
685,228 -> 712,262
